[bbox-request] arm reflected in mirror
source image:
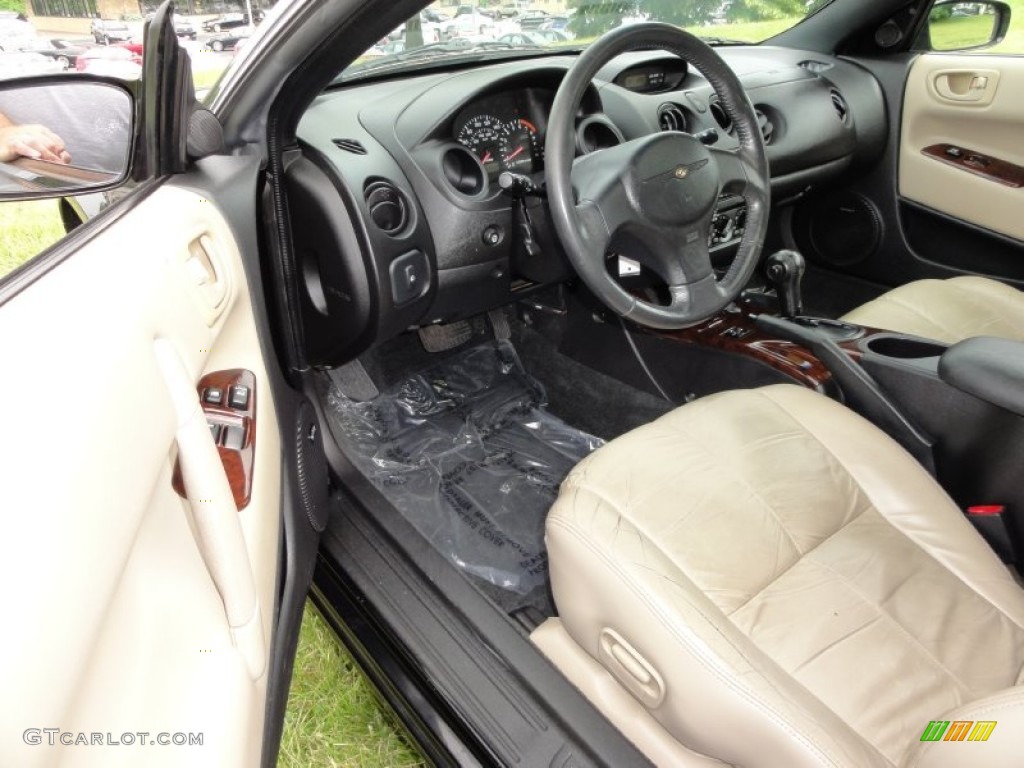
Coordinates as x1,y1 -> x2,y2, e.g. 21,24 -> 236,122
0,81 -> 134,198
0,112 -> 72,165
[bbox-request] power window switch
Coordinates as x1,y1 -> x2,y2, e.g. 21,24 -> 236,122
203,387 -> 224,405
208,422 -> 222,442
228,385 -> 250,410
222,425 -> 245,451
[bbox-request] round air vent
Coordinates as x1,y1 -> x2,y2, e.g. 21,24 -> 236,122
755,108 -> 775,144
709,98 -> 733,135
830,89 -> 850,124
441,146 -> 486,197
657,103 -> 688,132
363,179 -> 408,235
577,115 -> 624,154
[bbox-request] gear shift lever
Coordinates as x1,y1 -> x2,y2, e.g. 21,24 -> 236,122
764,249 -> 805,319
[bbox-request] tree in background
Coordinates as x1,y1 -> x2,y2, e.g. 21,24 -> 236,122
568,0 -> 824,36
567,1 -> 634,37
723,0 -> 814,22
0,0 -> 26,14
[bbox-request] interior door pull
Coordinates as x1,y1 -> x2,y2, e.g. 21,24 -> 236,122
931,69 -> 999,104
154,339 -> 266,680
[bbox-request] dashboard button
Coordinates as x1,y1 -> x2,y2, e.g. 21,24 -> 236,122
482,225 -> 503,246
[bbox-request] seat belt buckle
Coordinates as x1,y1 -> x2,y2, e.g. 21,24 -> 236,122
965,505 -> 1018,564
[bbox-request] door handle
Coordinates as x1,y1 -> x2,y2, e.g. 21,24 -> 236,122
931,69 -> 999,105
180,234 -> 232,326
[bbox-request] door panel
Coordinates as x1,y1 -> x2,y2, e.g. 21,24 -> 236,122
901,53 -> 1024,242
0,186 -> 280,767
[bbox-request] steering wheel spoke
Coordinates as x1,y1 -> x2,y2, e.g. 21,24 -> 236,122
709,146 -> 747,195
570,147 -> 636,256
668,274 -> 727,318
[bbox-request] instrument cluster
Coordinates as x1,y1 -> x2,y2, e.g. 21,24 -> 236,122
452,88 -> 552,181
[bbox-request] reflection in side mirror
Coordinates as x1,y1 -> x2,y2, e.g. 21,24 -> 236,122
924,1 -> 1012,52
0,79 -> 133,200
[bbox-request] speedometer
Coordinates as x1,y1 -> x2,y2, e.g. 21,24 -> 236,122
456,115 -> 508,180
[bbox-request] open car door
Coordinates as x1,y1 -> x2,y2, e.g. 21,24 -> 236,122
0,4 -> 324,766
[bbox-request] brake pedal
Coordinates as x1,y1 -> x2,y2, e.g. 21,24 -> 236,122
418,320 -> 474,352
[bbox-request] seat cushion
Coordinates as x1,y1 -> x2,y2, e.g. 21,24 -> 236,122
840,276 -> 1024,344
546,385 -> 1024,767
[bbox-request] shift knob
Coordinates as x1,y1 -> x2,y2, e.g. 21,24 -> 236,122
764,249 -> 806,318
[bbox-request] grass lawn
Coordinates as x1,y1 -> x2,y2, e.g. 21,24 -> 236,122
280,604 -> 425,768
0,200 -> 65,277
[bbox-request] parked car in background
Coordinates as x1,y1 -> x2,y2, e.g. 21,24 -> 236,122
172,16 -> 198,39
0,50 -> 63,78
26,39 -> 93,70
0,16 -> 37,51
73,43 -> 140,78
497,30 -> 550,45
517,9 -> 550,29
539,15 -> 570,33
421,8 -> 450,23
443,9 -> 497,38
535,27 -> 570,43
207,29 -> 250,52
201,11 -> 261,32
90,19 -> 132,45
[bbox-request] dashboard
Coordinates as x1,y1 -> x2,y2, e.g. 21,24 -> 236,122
290,46 -> 887,367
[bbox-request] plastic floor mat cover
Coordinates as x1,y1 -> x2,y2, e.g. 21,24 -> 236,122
327,341 -> 603,595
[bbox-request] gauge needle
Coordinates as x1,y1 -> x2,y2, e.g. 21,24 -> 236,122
481,151 -> 493,163
505,146 -> 525,161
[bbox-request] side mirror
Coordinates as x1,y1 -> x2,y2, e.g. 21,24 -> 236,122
921,1 -> 1012,51
0,77 -> 134,201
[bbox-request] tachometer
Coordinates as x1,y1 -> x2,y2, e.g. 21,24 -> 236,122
501,117 -> 538,175
456,115 -> 508,179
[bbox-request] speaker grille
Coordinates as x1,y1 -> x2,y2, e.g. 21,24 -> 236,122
803,193 -> 882,268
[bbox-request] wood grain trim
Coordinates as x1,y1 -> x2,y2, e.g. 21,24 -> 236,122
922,144 -> 1024,188
644,306 -> 834,391
172,369 -> 256,510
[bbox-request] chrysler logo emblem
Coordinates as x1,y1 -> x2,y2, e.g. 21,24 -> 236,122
643,158 -> 709,184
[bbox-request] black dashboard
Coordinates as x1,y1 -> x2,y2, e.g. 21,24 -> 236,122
288,45 -> 887,366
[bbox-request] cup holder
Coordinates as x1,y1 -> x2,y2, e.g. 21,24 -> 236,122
864,335 -> 947,359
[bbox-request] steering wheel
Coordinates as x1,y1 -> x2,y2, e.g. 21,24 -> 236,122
545,23 -> 770,329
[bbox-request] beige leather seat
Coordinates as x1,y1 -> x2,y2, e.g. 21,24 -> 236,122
539,384 -> 1024,767
841,276 -> 1024,344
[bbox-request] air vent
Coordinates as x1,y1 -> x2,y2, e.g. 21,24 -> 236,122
363,179 -> 408,235
709,98 -> 733,135
441,146 -> 486,197
577,115 -> 624,154
830,89 -> 849,123
657,103 -> 687,132
755,109 -> 774,145
332,138 -> 367,155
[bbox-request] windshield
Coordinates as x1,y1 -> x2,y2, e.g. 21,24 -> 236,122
342,0 -> 834,80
